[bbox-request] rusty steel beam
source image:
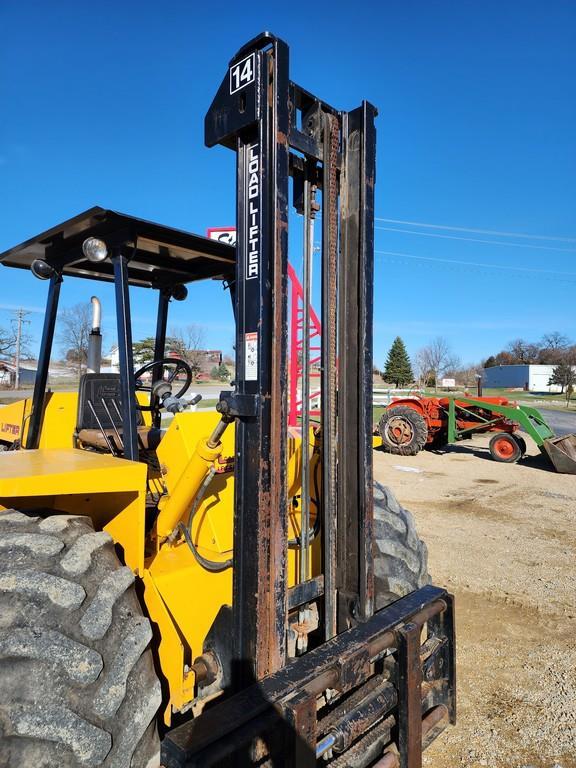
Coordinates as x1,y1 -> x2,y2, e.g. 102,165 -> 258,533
337,102 -> 378,628
397,622 -> 423,768
205,33 -> 291,686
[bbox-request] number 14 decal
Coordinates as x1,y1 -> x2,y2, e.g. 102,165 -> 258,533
230,53 -> 256,94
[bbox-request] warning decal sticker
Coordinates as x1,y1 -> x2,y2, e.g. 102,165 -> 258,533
245,332 -> 258,381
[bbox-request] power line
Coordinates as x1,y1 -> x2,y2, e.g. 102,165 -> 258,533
315,212 -> 576,252
375,217 -> 576,243
374,249 -> 576,279
0,303 -> 43,313
377,257 -> 576,287
375,226 -> 576,253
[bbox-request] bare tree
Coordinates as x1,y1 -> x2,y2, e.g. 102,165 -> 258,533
57,303 -> 92,377
169,324 -> 206,381
538,331 -> 571,364
450,362 -> 483,388
506,338 -> 539,364
541,331 -> 570,351
412,348 -> 434,390
419,337 -> 460,392
0,328 -> 14,358
0,323 -> 30,359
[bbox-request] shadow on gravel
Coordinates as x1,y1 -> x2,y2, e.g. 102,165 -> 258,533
431,443 -> 556,473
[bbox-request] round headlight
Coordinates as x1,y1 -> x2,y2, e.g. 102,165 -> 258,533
31,259 -> 55,280
82,237 -> 108,263
171,283 -> 188,301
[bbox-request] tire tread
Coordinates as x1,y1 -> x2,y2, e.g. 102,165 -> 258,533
373,482 -> 430,610
378,406 -> 428,456
0,510 -> 160,768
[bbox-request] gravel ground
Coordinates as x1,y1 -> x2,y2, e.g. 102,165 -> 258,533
373,432 -> 576,768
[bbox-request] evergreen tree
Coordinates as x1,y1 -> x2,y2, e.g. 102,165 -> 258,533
132,337 -> 157,364
132,336 -> 182,364
549,361 -> 575,395
216,363 -> 230,381
384,337 -> 414,387
211,364 -> 230,382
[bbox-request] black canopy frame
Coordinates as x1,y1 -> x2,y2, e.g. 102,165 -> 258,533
1,207 -> 236,456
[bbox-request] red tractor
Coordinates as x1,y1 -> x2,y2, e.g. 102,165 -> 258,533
377,395 -> 527,462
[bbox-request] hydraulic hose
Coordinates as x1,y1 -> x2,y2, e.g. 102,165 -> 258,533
288,457 -> 322,547
179,466 -> 233,572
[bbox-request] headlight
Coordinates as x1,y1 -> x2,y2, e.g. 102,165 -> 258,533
171,283 -> 188,301
31,259 -> 55,280
82,237 -> 108,262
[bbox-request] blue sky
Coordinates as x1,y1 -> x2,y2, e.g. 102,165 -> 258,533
1,0 -> 575,368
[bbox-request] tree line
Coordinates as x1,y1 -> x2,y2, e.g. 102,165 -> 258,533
380,330 -> 576,394
482,332 -> 576,396
381,336 -> 465,391
5,299 -> 573,394
483,332 -> 574,367
54,301 -> 215,381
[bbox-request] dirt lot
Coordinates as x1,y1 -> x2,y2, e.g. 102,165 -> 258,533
373,432 -> 576,768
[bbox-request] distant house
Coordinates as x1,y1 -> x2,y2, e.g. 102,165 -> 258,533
188,350 -> 222,378
107,346 -> 224,379
167,349 -> 224,381
0,361 -> 37,387
482,364 -> 575,393
106,346 -> 120,373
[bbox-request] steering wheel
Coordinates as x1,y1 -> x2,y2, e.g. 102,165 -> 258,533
134,357 -> 192,411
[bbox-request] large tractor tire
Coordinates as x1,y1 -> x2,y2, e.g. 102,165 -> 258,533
378,406 -> 428,456
0,510 -> 162,768
373,482 -> 430,609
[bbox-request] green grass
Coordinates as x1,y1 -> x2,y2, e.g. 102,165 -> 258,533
373,405 -> 387,424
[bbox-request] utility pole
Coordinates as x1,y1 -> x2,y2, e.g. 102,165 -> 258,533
13,309 -> 30,390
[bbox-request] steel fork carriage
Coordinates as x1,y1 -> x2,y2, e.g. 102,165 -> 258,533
162,32 -> 455,767
163,586 -> 455,767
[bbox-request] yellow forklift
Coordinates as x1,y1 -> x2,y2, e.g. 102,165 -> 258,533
0,33 -> 455,768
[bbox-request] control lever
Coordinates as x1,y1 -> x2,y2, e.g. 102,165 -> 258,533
163,391 -> 203,414
163,395 -> 186,414
152,382 -> 203,414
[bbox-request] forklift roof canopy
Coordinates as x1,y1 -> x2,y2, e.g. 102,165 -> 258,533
0,207 -> 236,288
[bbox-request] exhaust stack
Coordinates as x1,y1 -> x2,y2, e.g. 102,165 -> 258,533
86,296 -> 102,374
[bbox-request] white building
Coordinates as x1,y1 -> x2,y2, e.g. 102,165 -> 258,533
482,364 -> 573,393
0,362 -> 37,387
104,346 -> 120,374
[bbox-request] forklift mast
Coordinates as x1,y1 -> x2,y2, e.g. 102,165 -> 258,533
205,30 -> 376,680
163,32 -> 455,768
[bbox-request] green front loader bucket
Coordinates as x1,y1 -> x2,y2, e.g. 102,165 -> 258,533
541,434 -> 576,474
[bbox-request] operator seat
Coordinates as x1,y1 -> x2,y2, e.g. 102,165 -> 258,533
75,373 -> 163,453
